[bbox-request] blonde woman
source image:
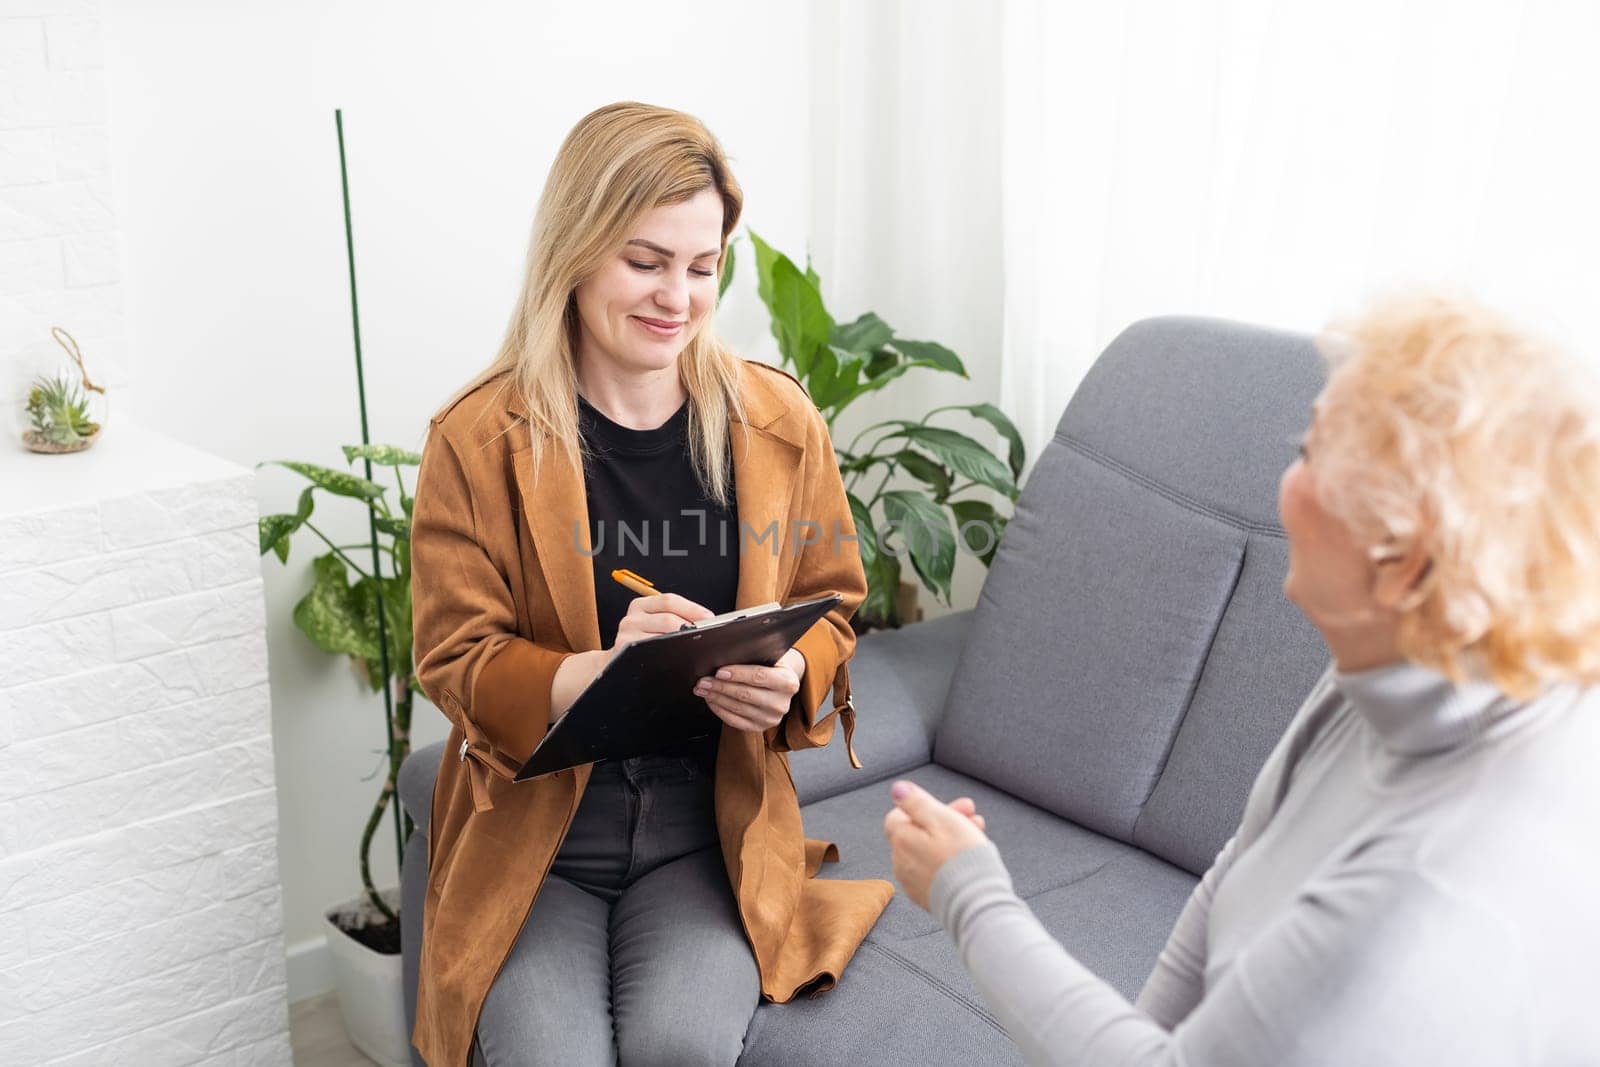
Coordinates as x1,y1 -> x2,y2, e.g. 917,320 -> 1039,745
410,103 -> 890,1067
885,293 -> 1600,1064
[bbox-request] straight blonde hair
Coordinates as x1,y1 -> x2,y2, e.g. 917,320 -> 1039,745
433,102 -> 748,506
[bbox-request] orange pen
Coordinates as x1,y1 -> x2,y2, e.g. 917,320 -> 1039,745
610,568 -> 660,597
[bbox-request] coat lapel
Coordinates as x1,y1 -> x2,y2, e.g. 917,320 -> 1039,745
729,419 -> 804,610
513,437 -> 601,652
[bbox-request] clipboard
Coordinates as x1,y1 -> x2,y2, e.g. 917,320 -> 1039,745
514,593 -> 843,780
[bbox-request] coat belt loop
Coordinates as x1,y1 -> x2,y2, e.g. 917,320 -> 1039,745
444,692 -> 498,812
830,664 -> 862,769
465,752 -> 495,813
842,694 -> 862,770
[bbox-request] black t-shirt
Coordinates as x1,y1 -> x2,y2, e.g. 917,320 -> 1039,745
577,391 -> 739,769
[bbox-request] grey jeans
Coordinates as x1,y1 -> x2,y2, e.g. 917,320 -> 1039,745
471,753 -> 760,1066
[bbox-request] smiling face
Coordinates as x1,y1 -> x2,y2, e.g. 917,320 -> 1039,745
572,185 -> 724,379
1278,395 -> 1432,669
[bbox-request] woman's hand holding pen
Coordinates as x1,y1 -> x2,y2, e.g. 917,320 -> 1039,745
551,593 -> 710,723
610,593 -> 714,659
607,567 -> 810,734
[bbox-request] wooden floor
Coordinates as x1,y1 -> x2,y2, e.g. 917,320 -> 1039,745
289,992 -> 380,1067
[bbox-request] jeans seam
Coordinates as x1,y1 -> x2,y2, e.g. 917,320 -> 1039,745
629,773 -> 651,884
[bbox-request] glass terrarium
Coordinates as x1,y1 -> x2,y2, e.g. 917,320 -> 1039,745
14,327 -> 109,454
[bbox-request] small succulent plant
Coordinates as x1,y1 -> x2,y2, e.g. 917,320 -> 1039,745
26,372 -> 100,445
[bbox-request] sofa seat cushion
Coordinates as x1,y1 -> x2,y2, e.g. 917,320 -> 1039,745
741,763 -> 1197,1064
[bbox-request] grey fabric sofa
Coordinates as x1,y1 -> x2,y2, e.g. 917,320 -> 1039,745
396,316 -> 1333,1064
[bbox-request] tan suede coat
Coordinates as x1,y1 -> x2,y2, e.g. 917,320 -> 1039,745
408,359 -> 893,1066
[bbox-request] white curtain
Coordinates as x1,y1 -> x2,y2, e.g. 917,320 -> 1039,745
999,0 -> 1600,469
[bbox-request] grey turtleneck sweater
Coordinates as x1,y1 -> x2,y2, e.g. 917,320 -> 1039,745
929,659 -> 1600,1065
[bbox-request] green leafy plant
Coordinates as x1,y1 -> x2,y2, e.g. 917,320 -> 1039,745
256,444 -> 421,925
737,230 -> 1026,631
26,372 -> 99,445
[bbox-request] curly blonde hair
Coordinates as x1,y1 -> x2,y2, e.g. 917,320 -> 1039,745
1311,290 -> 1600,699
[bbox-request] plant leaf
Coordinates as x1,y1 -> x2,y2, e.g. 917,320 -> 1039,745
890,338 -> 967,377
861,550 -> 901,622
845,490 -> 879,570
719,238 -> 737,300
374,515 -> 410,540
831,312 -> 894,353
957,403 -> 1027,484
880,489 -> 955,604
748,229 -> 833,378
293,553 -> 382,662
838,451 -> 880,476
259,460 -> 386,502
378,571 -> 412,678
810,345 -> 867,410
342,444 -> 422,467
951,498 -> 1007,567
889,448 -> 953,501
863,346 -> 899,380
258,486 -> 316,561
882,425 -> 1015,497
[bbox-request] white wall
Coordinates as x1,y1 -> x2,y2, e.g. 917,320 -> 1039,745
0,1 -> 131,433
997,0 -> 1600,464
99,0 -> 813,999
2,6 -> 294,1059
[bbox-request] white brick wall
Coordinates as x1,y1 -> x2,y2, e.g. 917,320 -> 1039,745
0,428 -> 292,1065
1,0 -> 130,420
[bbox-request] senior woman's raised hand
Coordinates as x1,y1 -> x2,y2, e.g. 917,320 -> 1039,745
883,781 -> 990,911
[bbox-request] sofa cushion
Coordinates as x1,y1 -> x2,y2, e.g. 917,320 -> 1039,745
739,943 -> 1021,1066
934,442 -> 1246,841
1058,316 -> 1325,531
787,611 -> 975,806
1048,316 -> 1331,875
1131,535 -> 1329,874
741,763 -> 1197,1064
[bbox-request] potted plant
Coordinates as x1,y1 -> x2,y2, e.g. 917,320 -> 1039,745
249,105 -> 422,1066
257,443 -> 421,1067
735,232 -> 1027,632
18,327 -> 107,454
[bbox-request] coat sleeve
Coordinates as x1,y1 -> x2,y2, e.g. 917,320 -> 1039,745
767,401 -> 869,766
411,422 -> 574,805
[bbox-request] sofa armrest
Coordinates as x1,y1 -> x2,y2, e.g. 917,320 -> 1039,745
787,610 -> 975,806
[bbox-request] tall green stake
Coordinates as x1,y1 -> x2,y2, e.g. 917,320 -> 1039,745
334,108 -> 409,906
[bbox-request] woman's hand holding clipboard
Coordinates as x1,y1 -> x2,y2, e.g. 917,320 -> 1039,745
609,568 -> 807,734
516,583 -> 840,779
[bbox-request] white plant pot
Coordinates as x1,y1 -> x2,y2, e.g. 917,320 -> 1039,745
323,887 -> 412,1067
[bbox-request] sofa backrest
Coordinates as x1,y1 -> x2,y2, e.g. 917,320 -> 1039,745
933,317 -> 1332,875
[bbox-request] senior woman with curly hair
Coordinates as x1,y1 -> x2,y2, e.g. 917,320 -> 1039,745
884,292 -> 1600,1065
